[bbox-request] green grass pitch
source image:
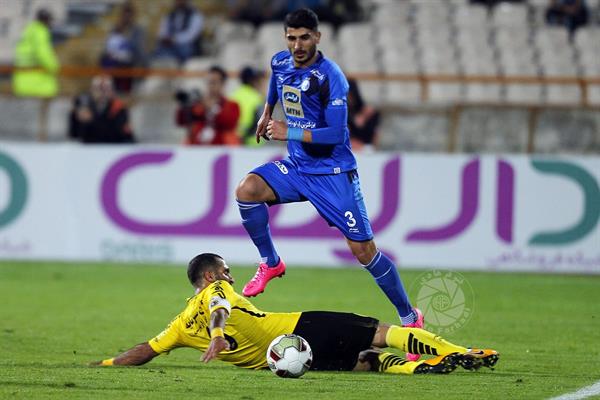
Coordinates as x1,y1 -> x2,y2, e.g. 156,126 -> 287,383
1,261 -> 599,399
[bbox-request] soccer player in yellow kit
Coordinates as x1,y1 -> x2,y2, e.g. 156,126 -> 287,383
93,254 -> 499,375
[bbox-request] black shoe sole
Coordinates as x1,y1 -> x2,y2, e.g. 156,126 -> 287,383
460,353 -> 500,371
414,353 -> 460,374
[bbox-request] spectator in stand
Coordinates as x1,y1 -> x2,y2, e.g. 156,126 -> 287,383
546,0 -> 589,35
99,2 -> 146,93
325,0 -> 363,27
153,0 -> 204,64
69,75 -> 135,143
12,8 -> 59,98
227,0 -> 284,26
347,79 -> 380,152
175,65 -> 240,146
231,66 -> 265,146
470,0 -> 524,6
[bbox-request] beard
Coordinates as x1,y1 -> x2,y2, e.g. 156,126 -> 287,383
293,45 -> 317,65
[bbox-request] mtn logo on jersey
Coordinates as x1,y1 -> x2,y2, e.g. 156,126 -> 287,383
282,85 -> 304,118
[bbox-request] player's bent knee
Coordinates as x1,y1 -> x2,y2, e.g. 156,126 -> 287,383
236,173 -> 273,203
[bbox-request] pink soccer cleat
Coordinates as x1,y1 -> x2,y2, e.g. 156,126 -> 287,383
405,308 -> 424,362
242,259 -> 286,297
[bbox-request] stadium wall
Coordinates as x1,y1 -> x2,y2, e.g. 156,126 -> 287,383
0,143 -> 598,273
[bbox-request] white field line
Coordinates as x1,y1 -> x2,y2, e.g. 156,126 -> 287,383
549,380 -> 600,400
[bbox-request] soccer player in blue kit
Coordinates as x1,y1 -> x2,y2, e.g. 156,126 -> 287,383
235,8 -> 424,360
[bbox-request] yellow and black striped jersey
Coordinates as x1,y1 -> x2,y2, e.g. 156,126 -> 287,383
148,280 -> 301,369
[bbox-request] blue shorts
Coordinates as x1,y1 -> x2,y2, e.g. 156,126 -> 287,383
250,159 -> 374,242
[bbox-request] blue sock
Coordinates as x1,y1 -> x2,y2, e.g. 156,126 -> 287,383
237,200 -> 280,267
364,251 -> 414,322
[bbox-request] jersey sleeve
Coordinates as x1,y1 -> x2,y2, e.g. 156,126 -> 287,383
266,69 -> 278,106
148,317 -> 182,354
207,280 -> 238,315
303,64 -> 349,145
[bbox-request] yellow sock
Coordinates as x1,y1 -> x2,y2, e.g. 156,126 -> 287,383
385,326 -> 467,356
377,352 -> 416,375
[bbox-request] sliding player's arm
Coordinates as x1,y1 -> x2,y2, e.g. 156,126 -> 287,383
91,342 -> 159,366
201,308 -> 230,362
201,280 -> 235,363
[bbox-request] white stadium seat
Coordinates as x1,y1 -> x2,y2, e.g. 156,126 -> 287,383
130,100 -> 180,144
492,3 -> 529,29
545,85 -> 581,106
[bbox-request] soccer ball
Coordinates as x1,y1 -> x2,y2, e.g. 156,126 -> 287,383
266,334 -> 312,378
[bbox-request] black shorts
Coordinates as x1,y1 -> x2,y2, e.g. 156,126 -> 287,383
292,311 -> 379,371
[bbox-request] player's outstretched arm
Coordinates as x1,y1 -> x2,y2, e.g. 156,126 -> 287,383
90,342 -> 159,367
201,308 -> 231,363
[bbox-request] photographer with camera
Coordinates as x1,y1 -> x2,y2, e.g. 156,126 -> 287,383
175,65 -> 240,146
69,75 -> 135,143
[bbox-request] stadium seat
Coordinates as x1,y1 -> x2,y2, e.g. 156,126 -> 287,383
219,39 -> 259,71
534,109 -> 599,153
464,83 -> 503,103
372,2 -> 411,25
352,81 -> 383,106
213,20 -> 254,48
491,3 -> 529,28
381,50 -> 419,74
136,76 -> 173,96
540,55 -> 578,77
505,84 -> 543,103
183,57 -> 217,72
47,97 -> 73,141
460,48 -> 498,75
574,27 -> 600,54
456,108 -> 529,152
428,83 -> 463,104
0,96 -> 42,140
130,100 -> 180,144
337,23 -> 373,50
587,85 -> 600,106
421,47 -> 460,75
375,26 -> 412,50
580,56 -> 600,77
498,47 -> 538,76
384,82 -> 422,105
256,22 -> 283,46
453,4 -> 488,28
377,111 -> 449,152
545,84 -> 581,105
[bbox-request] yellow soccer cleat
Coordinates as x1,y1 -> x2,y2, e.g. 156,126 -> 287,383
460,348 -> 500,371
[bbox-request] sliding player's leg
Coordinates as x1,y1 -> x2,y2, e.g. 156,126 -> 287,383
355,349 -> 460,375
370,324 -> 499,371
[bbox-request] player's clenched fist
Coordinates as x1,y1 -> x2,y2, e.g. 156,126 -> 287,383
266,120 -> 288,141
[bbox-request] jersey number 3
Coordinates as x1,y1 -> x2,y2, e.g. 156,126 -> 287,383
345,211 -> 357,227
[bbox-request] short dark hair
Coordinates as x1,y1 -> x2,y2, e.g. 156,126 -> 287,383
209,65 -> 227,82
284,8 -> 319,31
187,253 -> 223,285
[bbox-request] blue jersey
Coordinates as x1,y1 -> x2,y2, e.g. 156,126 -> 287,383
267,50 -> 357,175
